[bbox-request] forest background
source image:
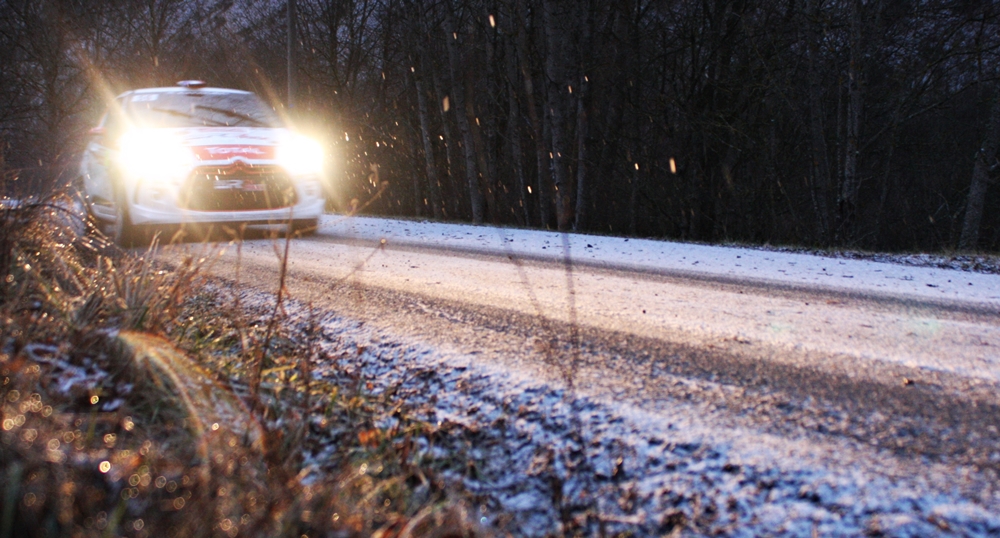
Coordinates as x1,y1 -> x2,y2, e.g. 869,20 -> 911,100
1,0 -> 999,252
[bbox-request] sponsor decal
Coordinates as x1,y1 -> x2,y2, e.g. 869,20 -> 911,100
193,145 -> 275,160
211,179 -> 266,192
212,179 -> 244,190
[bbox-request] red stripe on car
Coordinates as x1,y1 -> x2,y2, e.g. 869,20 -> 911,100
192,145 -> 275,160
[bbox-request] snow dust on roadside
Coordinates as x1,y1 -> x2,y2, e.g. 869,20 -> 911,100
226,285 -> 1000,537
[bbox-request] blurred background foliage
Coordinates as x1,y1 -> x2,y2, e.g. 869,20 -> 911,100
1,0 -> 999,251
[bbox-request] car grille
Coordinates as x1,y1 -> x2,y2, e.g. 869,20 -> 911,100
180,164 -> 296,211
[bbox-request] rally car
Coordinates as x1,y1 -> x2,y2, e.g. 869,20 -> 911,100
79,81 -> 325,246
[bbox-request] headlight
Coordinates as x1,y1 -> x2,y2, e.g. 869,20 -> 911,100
118,130 -> 193,181
277,133 -> 324,176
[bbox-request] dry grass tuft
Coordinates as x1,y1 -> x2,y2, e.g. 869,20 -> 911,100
0,191 -> 482,537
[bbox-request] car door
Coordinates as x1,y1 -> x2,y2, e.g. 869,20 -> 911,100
81,96 -> 127,221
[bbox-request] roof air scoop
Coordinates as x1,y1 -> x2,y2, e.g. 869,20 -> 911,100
177,80 -> 207,89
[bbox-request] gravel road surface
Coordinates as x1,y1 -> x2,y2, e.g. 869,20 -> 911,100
163,216 -> 1000,535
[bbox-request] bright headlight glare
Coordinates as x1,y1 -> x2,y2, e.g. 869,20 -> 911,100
277,134 -> 324,176
118,130 -> 193,181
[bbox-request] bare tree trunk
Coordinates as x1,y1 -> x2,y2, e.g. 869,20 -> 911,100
573,1 -> 593,231
590,5 -> 629,232
409,121 -> 423,217
837,0 -> 880,242
287,0 -> 296,108
629,160 -> 639,235
543,0 -> 573,230
626,0 -> 643,237
838,0 -> 865,243
873,124 -> 899,249
430,65 -> 461,219
418,3 -> 460,219
34,0 -> 82,178
573,75 -> 589,231
504,28 -> 531,226
444,3 -> 484,223
959,86 -> 1000,250
767,110 -> 802,237
516,0 -> 552,228
413,62 -> 443,219
408,1 -> 442,219
466,66 -> 495,222
805,0 -> 832,243
478,13 -> 499,222
542,104 -> 554,226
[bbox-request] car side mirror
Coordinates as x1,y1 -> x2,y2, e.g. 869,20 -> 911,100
88,126 -> 106,137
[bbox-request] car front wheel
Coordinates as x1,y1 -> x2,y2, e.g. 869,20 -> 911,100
110,197 -> 144,248
290,218 -> 319,237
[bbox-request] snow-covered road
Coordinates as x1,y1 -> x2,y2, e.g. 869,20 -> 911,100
167,215 -> 1000,535
311,216 -> 1000,383
319,215 -> 1000,309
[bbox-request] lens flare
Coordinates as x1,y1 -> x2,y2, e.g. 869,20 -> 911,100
277,133 -> 324,176
118,129 -> 194,181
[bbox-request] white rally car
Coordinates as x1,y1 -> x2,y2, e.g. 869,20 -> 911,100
80,81 -> 325,246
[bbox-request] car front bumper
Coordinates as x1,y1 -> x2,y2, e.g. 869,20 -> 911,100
127,174 -> 325,226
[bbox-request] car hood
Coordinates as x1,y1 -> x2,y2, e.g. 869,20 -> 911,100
173,126 -> 288,163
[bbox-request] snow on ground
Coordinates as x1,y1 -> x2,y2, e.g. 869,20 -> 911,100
317,215 -> 1000,310
215,216 -> 1000,534
227,287 -> 1000,536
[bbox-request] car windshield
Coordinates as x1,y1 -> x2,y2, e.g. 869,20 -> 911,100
127,92 -> 282,128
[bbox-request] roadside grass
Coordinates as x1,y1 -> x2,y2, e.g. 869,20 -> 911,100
0,191 -> 481,537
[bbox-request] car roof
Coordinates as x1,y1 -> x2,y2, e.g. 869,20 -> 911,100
116,87 -> 251,99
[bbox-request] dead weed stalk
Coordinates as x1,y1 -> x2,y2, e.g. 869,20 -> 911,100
0,190 -> 480,537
